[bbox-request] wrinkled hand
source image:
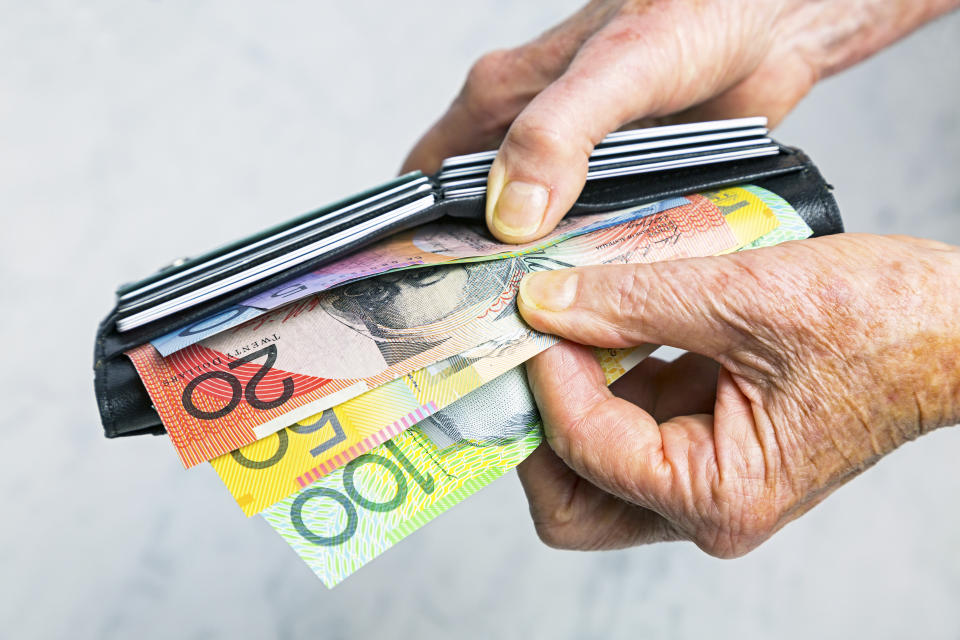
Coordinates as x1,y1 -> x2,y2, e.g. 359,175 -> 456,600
403,0 -> 955,242
514,234 -> 960,555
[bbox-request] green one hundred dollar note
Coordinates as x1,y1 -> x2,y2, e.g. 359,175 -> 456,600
263,345 -> 655,587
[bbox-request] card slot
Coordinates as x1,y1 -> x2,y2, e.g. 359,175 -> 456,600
118,182 -> 433,314
102,199 -> 451,356
116,194 -> 438,331
118,174 -> 430,302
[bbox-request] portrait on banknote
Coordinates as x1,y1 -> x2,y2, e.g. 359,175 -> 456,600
320,261 -> 522,366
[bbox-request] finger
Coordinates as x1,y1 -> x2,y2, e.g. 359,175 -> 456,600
482,42 -> 637,243
517,441 -> 679,550
517,256 -> 757,359
400,2 -> 620,174
484,9 -> 775,243
525,341 -> 671,507
527,341 -> 728,532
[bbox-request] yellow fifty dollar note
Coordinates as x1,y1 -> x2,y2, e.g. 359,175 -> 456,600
211,330 -> 558,516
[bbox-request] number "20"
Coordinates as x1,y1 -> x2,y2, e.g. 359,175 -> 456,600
181,345 -> 294,420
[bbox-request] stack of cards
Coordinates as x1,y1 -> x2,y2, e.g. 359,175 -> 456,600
437,117 -> 775,198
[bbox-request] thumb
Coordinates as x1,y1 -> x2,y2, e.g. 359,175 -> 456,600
483,86 -> 603,243
517,257 -> 758,359
484,28 -> 661,243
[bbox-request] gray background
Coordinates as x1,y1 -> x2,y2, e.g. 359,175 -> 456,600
2,2 -> 959,638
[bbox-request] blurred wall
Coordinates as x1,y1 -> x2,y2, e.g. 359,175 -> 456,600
1,2 -> 958,638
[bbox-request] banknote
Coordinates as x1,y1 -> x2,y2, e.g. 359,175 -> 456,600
263,345 -> 656,588
211,327 -> 560,516
150,198 -> 689,356
127,191 -> 750,468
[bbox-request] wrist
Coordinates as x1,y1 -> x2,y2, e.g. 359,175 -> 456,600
777,0 -> 960,81
908,246 -> 960,436
765,236 -> 960,497
852,237 -> 960,447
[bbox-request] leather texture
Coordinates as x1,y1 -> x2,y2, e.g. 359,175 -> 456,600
93,143 -> 843,438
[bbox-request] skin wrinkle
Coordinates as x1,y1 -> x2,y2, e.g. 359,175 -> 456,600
730,372 -> 791,489
761,394 -> 812,506
705,260 -> 791,376
565,397 -> 626,488
711,374 -> 749,488
587,395 -> 669,504
533,345 -> 607,461
659,416 -> 707,513
638,260 -> 742,354
560,474 -> 585,530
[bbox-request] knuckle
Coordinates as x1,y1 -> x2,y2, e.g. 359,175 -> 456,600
693,488 -> 783,559
525,492 -> 585,551
466,49 -> 513,88
543,403 -> 607,473
507,116 -> 565,153
502,115 -> 592,168
531,519 -> 579,550
460,49 -> 518,132
610,266 -> 654,322
530,504 -> 603,551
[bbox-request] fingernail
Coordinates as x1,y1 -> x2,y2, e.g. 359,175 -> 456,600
519,271 -> 578,312
490,180 -> 549,238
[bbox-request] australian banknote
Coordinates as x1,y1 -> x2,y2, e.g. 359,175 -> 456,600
150,197 -> 690,356
127,191 -> 755,468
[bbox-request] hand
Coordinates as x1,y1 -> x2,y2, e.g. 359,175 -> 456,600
514,234 -> 960,555
403,0 -> 958,243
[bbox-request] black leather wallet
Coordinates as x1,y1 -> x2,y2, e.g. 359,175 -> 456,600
93,141 -> 843,440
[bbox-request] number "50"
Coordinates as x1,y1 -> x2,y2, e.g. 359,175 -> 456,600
181,345 -> 294,420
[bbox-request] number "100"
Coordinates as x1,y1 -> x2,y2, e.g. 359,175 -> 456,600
290,439 -> 435,546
